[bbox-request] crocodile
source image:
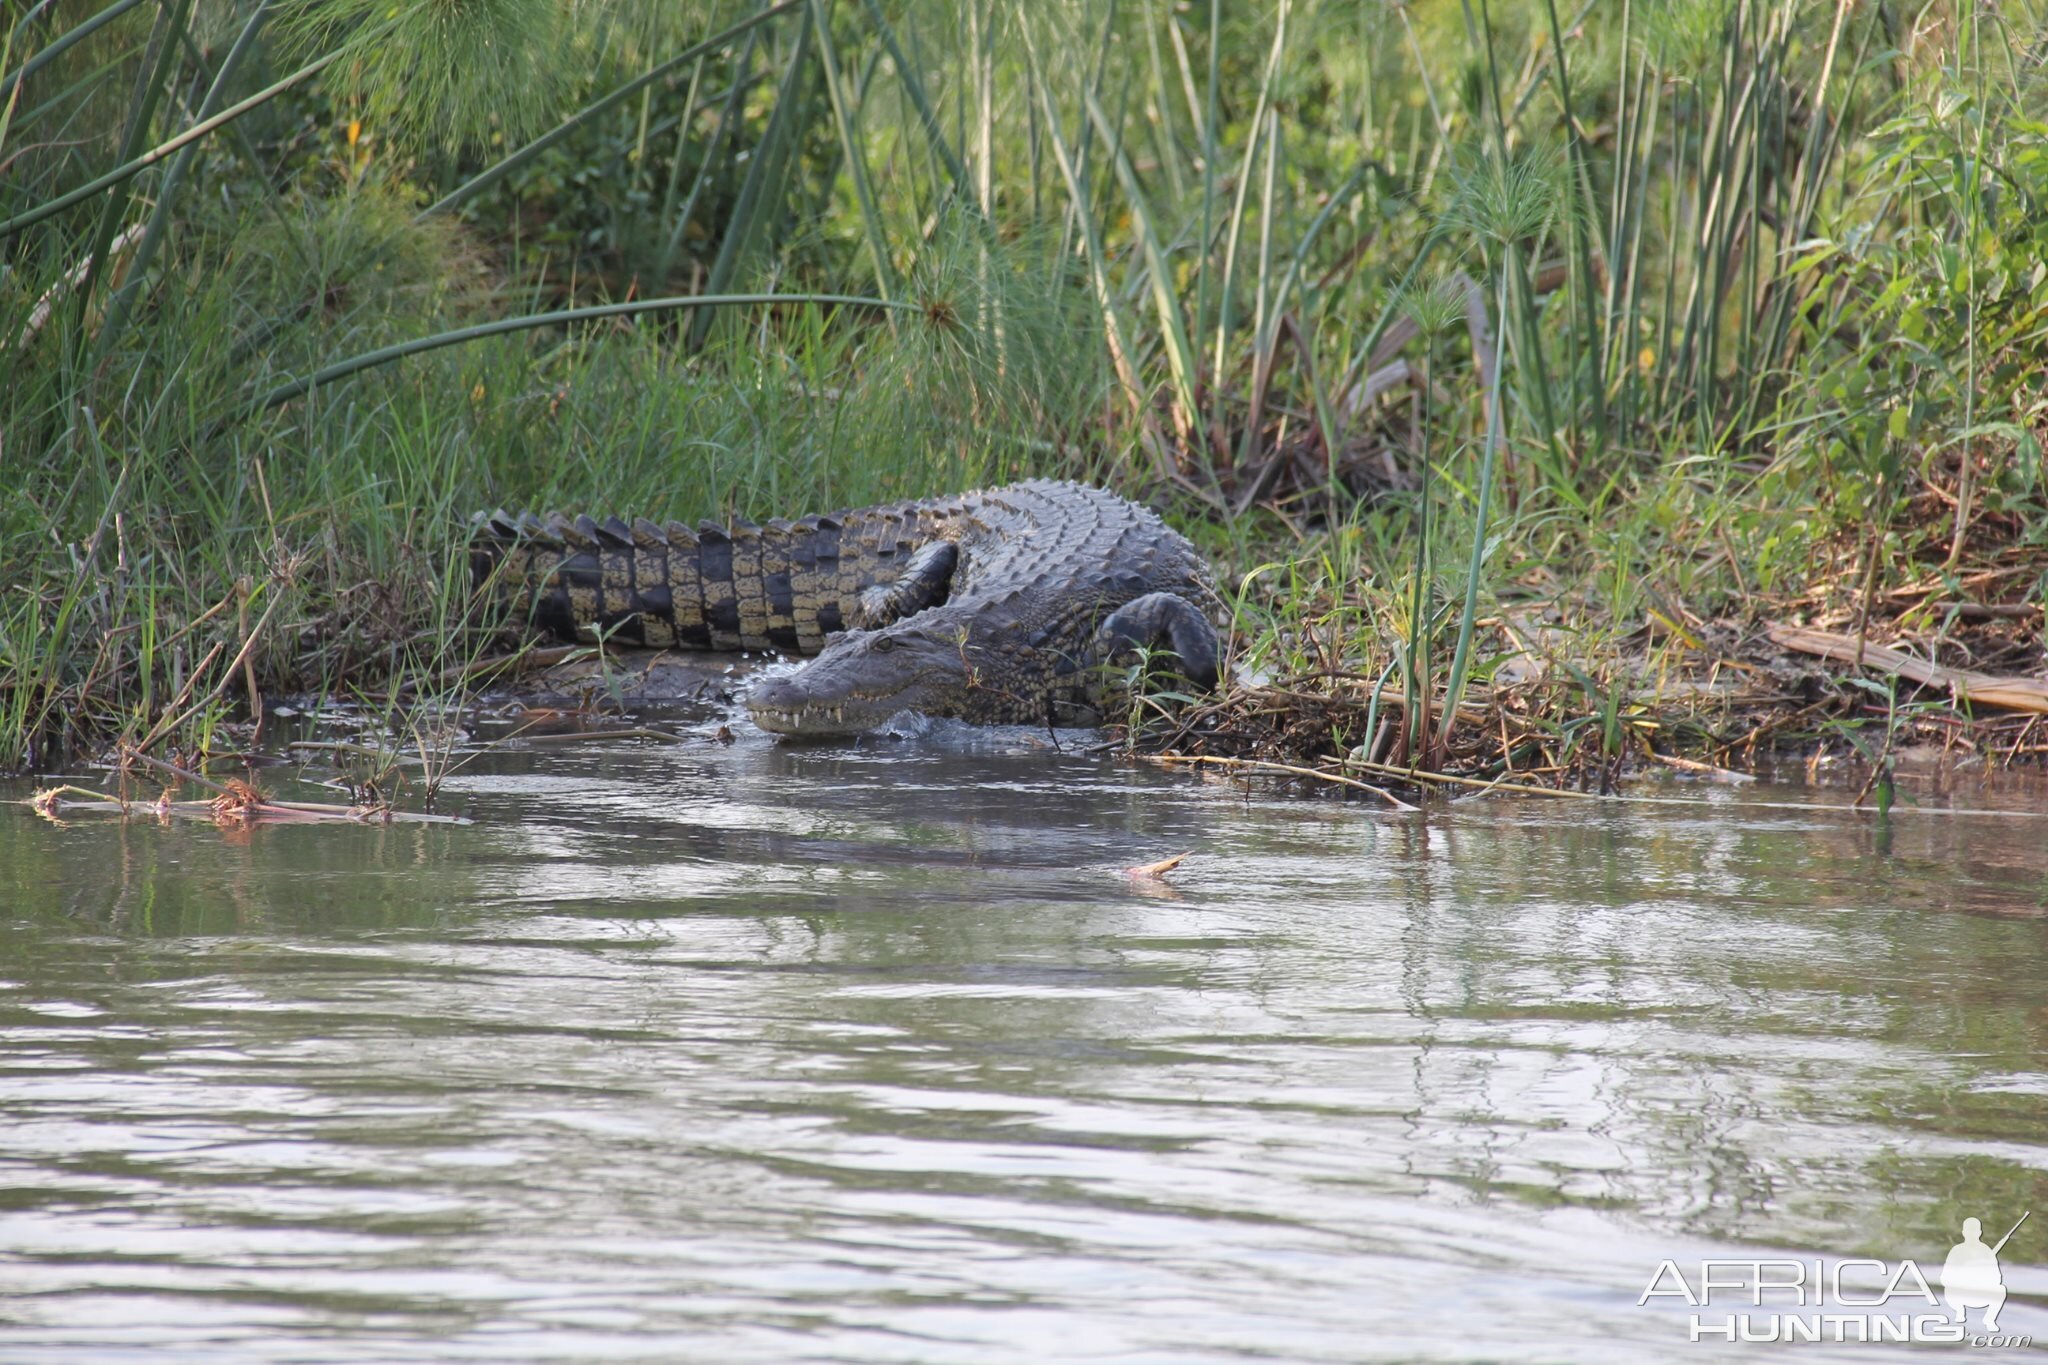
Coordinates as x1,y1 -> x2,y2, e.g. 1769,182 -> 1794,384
472,479 -> 1221,737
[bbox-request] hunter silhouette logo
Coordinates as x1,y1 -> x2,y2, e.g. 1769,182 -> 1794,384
1640,1211 -> 2033,1346
1942,1213 -> 2026,1333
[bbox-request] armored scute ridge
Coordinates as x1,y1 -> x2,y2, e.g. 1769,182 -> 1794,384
471,480 -> 1222,737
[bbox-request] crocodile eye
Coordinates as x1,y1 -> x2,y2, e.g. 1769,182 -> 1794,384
872,636 -> 895,653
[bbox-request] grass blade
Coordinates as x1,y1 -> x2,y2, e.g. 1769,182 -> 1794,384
1080,84 -> 1203,449
418,0 -> 804,223
224,291 -> 910,427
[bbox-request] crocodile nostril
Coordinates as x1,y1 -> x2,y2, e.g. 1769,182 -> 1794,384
746,676 -> 806,711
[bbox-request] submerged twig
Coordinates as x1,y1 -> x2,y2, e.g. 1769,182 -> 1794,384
1147,752 -> 1418,809
503,727 -> 688,744
26,783 -> 465,825
47,747 -> 471,824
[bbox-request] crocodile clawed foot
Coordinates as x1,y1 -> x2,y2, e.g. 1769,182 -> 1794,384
1098,593 -> 1222,691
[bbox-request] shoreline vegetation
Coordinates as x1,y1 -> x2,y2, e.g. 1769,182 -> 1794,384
4,0 -> 2045,808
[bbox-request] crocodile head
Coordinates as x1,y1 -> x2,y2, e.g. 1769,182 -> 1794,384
746,621 -> 983,737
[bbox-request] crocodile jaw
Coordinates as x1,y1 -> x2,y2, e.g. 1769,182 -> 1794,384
746,689 -> 910,737
745,631 -> 966,737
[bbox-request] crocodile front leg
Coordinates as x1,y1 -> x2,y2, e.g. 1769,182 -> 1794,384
852,540 -> 958,629
1096,592 -> 1222,690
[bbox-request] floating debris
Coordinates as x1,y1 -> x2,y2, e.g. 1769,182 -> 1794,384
25,750 -> 467,827
27,783 -> 465,826
1122,851 -> 1192,881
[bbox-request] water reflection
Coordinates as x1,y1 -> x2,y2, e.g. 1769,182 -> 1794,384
3,732 -> 2045,1361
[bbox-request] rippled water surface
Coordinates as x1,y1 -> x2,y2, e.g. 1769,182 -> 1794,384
5,723 -> 2048,1362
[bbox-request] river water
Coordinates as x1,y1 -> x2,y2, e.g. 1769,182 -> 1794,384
4,716 -> 2047,1361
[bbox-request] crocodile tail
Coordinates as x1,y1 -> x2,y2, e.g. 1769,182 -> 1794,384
470,505 -> 955,655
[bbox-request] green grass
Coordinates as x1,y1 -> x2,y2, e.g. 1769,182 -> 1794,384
3,0 -> 2046,776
